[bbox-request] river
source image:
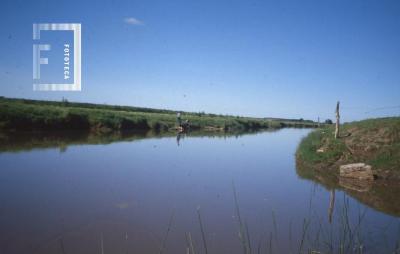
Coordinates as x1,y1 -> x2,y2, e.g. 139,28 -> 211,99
0,129 -> 398,253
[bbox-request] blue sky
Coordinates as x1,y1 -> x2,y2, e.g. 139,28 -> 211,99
0,0 -> 399,122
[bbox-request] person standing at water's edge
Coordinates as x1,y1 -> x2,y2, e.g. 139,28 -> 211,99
177,112 -> 182,127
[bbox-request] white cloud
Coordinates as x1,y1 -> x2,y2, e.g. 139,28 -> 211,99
124,17 -> 144,26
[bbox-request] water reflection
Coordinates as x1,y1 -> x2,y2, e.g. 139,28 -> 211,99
296,161 -> 400,217
328,189 -> 335,224
176,132 -> 185,146
0,129 -> 399,253
0,129 -> 264,153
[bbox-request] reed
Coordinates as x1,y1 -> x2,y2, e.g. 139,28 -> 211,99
197,207 -> 209,254
159,210 -> 175,254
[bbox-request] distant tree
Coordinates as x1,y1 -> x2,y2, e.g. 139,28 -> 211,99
325,119 -> 333,124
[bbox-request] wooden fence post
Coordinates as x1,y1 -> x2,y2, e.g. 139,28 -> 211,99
335,101 -> 340,139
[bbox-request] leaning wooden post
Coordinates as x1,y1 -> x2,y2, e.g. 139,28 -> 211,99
335,101 -> 340,139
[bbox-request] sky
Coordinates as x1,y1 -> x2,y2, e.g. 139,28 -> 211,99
0,0 -> 399,122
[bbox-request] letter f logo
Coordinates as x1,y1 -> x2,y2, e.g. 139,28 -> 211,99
33,44 -> 50,80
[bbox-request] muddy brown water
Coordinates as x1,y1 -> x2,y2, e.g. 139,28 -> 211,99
0,129 -> 399,253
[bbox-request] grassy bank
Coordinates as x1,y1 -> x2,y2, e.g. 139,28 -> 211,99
296,117 -> 400,180
0,97 -> 318,132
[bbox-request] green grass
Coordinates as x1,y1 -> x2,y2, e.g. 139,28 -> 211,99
0,97 -> 318,132
296,117 -> 400,177
296,127 -> 346,167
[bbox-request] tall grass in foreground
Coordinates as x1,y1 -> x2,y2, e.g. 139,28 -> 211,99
159,210 -> 175,254
47,187 -> 400,254
184,185 -> 399,254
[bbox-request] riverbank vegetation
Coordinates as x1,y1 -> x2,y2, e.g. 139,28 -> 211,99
296,117 -> 400,180
0,97 -> 318,132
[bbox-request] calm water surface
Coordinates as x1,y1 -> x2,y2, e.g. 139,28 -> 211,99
0,129 -> 399,253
